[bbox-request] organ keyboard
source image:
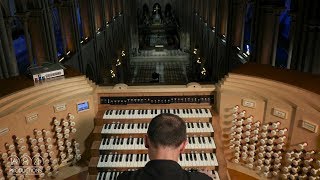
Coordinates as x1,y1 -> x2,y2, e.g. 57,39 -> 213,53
96,152 -> 218,169
103,108 -> 212,119
101,122 -> 214,134
89,89 -> 219,180
98,136 -> 216,151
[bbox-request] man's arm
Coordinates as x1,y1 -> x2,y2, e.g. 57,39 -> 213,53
116,171 -> 129,180
198,170 -> 216,180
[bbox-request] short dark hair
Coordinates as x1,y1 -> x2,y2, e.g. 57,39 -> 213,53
147,113 -> 186,148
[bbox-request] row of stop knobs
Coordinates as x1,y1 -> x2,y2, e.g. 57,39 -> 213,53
282,145 -> 320,179
53,114 -> 81,166
0,130 -> 61,179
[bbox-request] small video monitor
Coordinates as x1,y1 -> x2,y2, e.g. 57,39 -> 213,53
77,101 -> 89,112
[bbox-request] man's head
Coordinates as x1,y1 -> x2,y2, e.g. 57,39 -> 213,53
146,113 -> 187,149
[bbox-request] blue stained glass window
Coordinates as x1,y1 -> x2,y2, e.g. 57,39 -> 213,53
275,0 -> 291,68
13,35 -> 30,74
76,6 -> 84,39
243,2 -> 253,53
52,7 -> 64,57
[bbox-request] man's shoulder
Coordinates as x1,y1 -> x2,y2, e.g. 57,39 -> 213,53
116,170 -> 141,180
117,169 -> 213,180
187,171 -> 213,180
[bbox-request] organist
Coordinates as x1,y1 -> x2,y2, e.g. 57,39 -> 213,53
117,113 -> 215,180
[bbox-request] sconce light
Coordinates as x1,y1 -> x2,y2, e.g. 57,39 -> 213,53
110,70 -> 116,78
116,59 -> 121,66
201,68 -> 207,76
193,48 -> 198,55
121,51 -> 126,57
96,28 -> 101,34
59,57 -> 65,62
196,57 -> 201,64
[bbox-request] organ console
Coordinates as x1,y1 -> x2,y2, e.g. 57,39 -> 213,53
0,65 -> 319,180
88,86 -> 221,180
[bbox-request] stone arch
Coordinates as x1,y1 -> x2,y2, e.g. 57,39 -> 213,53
152,3 -> 162,15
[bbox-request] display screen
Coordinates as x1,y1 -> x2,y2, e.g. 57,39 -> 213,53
77,101 -> 89,112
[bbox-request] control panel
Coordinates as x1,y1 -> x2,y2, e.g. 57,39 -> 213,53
100,96 -> 214,105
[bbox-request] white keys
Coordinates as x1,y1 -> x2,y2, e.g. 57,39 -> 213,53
97,153 -> 218,169
99,137 -> 216,151
103,109 -> 212,119
101,122 -> 214,135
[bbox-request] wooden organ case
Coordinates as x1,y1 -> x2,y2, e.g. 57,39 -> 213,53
89,84 -> 224,180
1,64 -> 319,180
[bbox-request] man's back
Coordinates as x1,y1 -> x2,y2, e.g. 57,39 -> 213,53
117,160 -> 212,180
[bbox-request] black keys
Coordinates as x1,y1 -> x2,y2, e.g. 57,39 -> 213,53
200,122 -> 204,128
111,154 -> 115,162
100,155 -> 105,162
105,110 -> 110,115
102,138 -> 107,145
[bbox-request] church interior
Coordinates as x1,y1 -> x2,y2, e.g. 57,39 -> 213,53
0,0 -> 320,179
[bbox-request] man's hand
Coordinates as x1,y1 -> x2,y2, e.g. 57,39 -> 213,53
198,169 -> 216,180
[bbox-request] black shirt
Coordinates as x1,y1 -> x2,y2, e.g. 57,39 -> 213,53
117,160 -> 212,180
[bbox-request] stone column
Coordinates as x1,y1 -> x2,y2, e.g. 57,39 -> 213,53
286,15 -> 296,69
228,0 -> 246,48
0,8 -> 19,77
45,2 -> 58,61
271,12 -> 280,66
0,39 -> 9,78
5,18 -> 16,61
18,13 -> 34,65
0,61 -> 4,79
253,6 -> 282,65
0,6 -> 9,78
